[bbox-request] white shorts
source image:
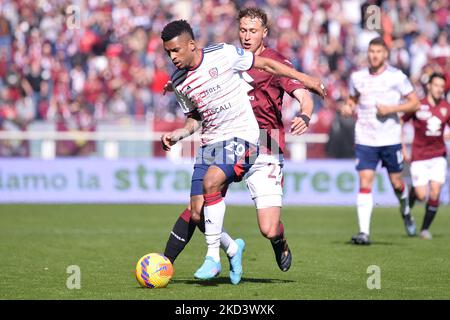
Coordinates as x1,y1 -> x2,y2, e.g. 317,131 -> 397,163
244,154 -> 283,209
410,156 -> 447,187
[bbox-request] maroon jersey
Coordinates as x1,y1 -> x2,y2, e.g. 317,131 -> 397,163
246,48 -> 305,154
402,98 -> 450,161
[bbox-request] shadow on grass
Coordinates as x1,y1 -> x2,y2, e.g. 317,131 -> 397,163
170,277 -> 295,286
339,240 -> 396,246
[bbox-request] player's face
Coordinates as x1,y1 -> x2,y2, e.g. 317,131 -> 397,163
238,16 -> 268,54
368,44 -> 388,69
163,33 -> 196,69
428,77 -> 446,100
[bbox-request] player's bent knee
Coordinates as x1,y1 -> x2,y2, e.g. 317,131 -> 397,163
389,175 -> 403,189
416,193 -> 427,202
428,193 -> 440,202
203,166 -> 227,194
190,211 -> 202,224
190,201 -> 203,224
202,175 -> 225,194
259,225 -> 278,239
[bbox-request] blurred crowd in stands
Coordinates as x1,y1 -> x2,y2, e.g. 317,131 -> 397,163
0,0 -> 448,157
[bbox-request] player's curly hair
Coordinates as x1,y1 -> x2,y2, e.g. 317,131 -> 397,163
161,20 -> 195,42
238,7 -> 269,29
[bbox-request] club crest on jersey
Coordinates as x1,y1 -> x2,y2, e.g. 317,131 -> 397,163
425,116 -> 442,136
209,67 -> 218,78
440,108 -> 447,117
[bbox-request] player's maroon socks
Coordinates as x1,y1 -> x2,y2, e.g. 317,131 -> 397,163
270,221 -> 292,272
164,188 -> 227,263
164,208 -> 205,264
278,221 -> 285,238
394,182 -> 405,198
422,199 -> 439,231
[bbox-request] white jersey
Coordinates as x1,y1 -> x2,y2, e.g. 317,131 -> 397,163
349,65 -> 414,146
172,43 -> 260,146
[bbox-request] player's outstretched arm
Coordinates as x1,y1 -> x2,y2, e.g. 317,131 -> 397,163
161,113 -> 201,151
253,56 -> 327,99
290,89 -> 314,135
377,91 -> 420,116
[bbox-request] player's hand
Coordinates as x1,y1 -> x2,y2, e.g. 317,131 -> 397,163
305,78 -> 327,99
376,104 -> 391,116
163,81 -> 173,96
444,132 -> 450,141
402,144 -> 411,163
161,132 -> 177,151
340,102 -> 354,117
290,115 -> 310,135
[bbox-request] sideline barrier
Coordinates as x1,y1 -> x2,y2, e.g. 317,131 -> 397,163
0,158 -> 448,205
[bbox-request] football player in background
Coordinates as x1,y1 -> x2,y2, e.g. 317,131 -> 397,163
341,37 -> 420,245
402,72 -> 449,240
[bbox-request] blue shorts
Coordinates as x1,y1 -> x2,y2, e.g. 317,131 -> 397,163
190,138 -> 258,197
355,144 -> 404,173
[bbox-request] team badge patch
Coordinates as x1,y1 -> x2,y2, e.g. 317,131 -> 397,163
440,108 -> 447,117
209,67 -> 218,78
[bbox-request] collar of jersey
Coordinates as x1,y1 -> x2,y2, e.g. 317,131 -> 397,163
368,64 -> 387,76
188,49 -> 204,71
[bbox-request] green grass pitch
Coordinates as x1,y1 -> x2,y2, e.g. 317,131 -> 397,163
0,204 -> 449,299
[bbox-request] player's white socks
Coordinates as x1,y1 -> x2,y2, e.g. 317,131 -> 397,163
220,231 -> 238,257
204,192 -> 226,263
357,189 -> 373,235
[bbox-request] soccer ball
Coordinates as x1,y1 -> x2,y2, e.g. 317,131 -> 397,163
135,253 -> 174,288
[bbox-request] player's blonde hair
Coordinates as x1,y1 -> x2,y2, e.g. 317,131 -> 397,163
238,7 -> 269,29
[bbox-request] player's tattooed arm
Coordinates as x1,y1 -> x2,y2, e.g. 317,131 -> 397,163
161,111 -> 201,151
290,89 -> 314,135
377,91 -> 420,116
253,56 -> 327,99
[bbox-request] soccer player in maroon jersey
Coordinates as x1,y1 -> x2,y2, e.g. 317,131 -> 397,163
161,9 -> 317,282
237,7 -> 313,271
402,73 -> 450,240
